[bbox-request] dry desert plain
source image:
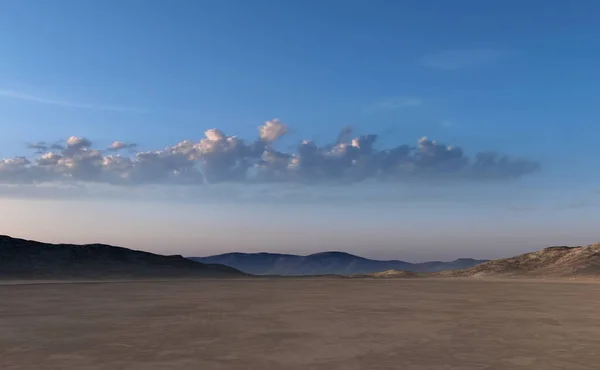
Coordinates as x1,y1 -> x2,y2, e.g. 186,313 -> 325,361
1,278 -> 600,370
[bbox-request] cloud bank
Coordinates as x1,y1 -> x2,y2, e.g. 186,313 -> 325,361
0,119 -> 539,187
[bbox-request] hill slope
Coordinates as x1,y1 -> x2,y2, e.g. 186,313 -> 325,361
190,251 -> 487,276
436,243 -> 600,278
349,270 -> 424,278
0,236 -> 245,279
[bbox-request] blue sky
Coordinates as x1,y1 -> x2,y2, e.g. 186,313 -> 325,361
1,0 -> 599,260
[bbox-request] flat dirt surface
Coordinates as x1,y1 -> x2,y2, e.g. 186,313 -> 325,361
1,278 -> 600,370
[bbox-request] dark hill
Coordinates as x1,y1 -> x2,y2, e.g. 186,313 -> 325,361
190,251 -> 487,276
0,235 -> 245,279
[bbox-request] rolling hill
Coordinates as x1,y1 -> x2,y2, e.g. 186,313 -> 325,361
436,243 -> 600,278
0,235 -> 245,279
349,269 -> 425,278
190,251 -> 487,276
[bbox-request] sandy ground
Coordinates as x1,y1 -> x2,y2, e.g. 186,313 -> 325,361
1,278 -> 599,370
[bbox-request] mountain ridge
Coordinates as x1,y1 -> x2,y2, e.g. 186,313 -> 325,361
0,235 -> 246,279
435,243 -> 600,278
190,251 -> 488,276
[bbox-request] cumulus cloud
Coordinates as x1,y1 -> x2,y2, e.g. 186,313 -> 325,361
259,118 -> 287,142
26,141 -> 65,154
0,118 -> 540,187
107,141 -> 137,152
26,142 -> 49,153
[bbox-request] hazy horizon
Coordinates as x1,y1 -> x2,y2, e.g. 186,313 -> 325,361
2,0 -> 599,261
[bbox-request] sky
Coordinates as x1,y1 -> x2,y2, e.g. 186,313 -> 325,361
1,0 -> 600,261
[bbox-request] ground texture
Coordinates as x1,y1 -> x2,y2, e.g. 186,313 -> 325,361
1,278 -> 599,370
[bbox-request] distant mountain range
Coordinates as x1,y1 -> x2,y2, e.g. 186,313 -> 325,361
0,235 -> 245,279
437,243 -> 600,278
3,234 -> 598,280
190,251 -> 488,276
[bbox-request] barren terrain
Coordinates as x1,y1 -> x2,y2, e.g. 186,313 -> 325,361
1,278 -> 599,370
437,243 -> 600,278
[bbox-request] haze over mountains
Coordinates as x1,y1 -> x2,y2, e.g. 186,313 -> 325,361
191,252 -> 488,276
0,236 -> 244,279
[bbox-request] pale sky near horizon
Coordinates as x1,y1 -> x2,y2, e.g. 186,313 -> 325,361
1,0 -> 600,261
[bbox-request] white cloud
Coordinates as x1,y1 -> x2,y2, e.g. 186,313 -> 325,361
259,118 -> 288,142
107,141 -> 138,152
